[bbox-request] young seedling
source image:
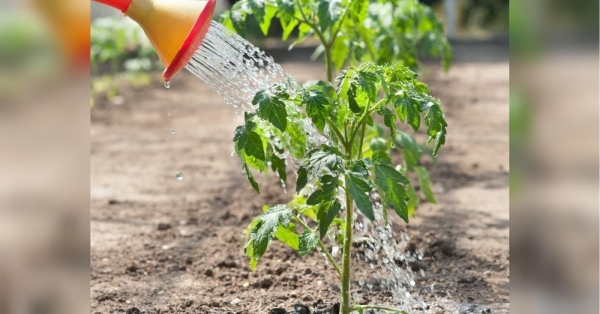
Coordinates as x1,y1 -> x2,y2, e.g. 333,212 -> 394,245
223,1 -> 449,313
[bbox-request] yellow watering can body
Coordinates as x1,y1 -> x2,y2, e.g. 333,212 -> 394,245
93,0 -> 216,81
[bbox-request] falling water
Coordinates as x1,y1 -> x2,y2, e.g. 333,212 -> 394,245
180,20 -> 481,313
186,21 -> 290,112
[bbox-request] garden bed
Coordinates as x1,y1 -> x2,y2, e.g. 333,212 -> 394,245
91,45 -> 508,314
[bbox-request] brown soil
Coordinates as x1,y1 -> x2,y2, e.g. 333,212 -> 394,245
91,45 -> 508,313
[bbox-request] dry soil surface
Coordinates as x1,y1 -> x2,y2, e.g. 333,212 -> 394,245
91,46 -> 509,314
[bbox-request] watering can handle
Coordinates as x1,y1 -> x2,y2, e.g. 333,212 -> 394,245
92,0 -> 133,13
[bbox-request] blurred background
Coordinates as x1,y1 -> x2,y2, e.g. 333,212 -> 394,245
0,0 -> 597,313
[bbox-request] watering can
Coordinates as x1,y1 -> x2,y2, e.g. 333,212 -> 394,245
93,0 -> 217,82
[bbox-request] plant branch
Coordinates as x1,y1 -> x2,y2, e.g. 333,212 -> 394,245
331,0 -> 353,44
347,102 -> 371,156
326,120 -> 347,147
351,305 -> 407,313
293,2 -> 334,82
340,184 -> 354,314
292,216 -> 342,277
357,118 -> 367,159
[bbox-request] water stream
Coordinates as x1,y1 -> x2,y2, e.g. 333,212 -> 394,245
181,21 -> 507,314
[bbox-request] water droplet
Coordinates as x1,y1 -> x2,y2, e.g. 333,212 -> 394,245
167,112 -> 171,117
164,81 -> 170,89
175,173 -> 184,180
171,129 -> 175,135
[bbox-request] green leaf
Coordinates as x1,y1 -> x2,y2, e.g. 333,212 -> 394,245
282,111 -> 308,159
276,225 -> 299,250
299,230 -> 319,256
372,150 -> 392,165
234,113 -> 267,169
248,0 -> 266,24
230,10 -> 246,36
356,67 -> 379,102
424,103 -> 447,157
372,155 -> 410,222
302,145 -> 344,179
243,163 -> 260,194
243,131 -> 266,162
394,96 -> 421,132
302,87 -> 330,131
347,85 -> 361,114
289,22 -> 313,50
331,34 -> 350,69
269,148 -> 287,187
296,166 -> 308,192
259,5 -> 278,35
377,107 -> 396,138
281,18 -> 299,41
245,205 -> 293,263
253,89 -> 288,132
276,0 -> 295,16
415,166 -> 436,203
395,131 -> 421,171
347,161 -> 374,221
317,200 -> 341,238
406,181 -> 419,217
317,0 -> 342,32
307,175 -> 338,205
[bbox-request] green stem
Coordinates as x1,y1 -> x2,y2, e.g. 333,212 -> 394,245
340,185 -> 353,314
326,120 -> 347,147
347,103 -> 371,155
351,305 -> 406,313
293,216 -> 342,276
357,120 -> 367,159
324,44 -> 334,82
331,1 -> 352,44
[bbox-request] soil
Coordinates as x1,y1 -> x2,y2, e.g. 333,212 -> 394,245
91,43 -> 509,313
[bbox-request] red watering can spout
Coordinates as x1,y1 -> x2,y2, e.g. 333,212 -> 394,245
93,0 -> 133,13
91,0 -> 217,81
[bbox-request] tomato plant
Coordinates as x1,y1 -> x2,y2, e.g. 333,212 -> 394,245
222,1 -> 448,313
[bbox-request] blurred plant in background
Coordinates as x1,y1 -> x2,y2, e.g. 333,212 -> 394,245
223,0 -> 451,72
421,0 -> 508,36
90,17 -> 158,105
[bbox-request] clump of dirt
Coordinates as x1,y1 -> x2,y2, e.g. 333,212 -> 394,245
269,300 -> 339,314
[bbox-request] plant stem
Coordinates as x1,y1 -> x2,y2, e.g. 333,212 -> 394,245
324,44 -> 334,82
326,120 -> 347,147
292,216 -> 342,277
347,103 -> 371,155
351,305 -> 406,313
357,120 -> 367,159
340,185 -> 354,314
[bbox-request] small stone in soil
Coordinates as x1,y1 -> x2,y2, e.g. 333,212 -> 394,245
259,277 -> 273,289
126,307 -> 141,314
293,303 -> 310,314
204,269 -> 214,277
458,276 -> 477,284
217,259 -> 238,268
157,223 -> 172,231
409,260 -> 429,271
268,308 -> 287,314
125,262 -> 137,273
